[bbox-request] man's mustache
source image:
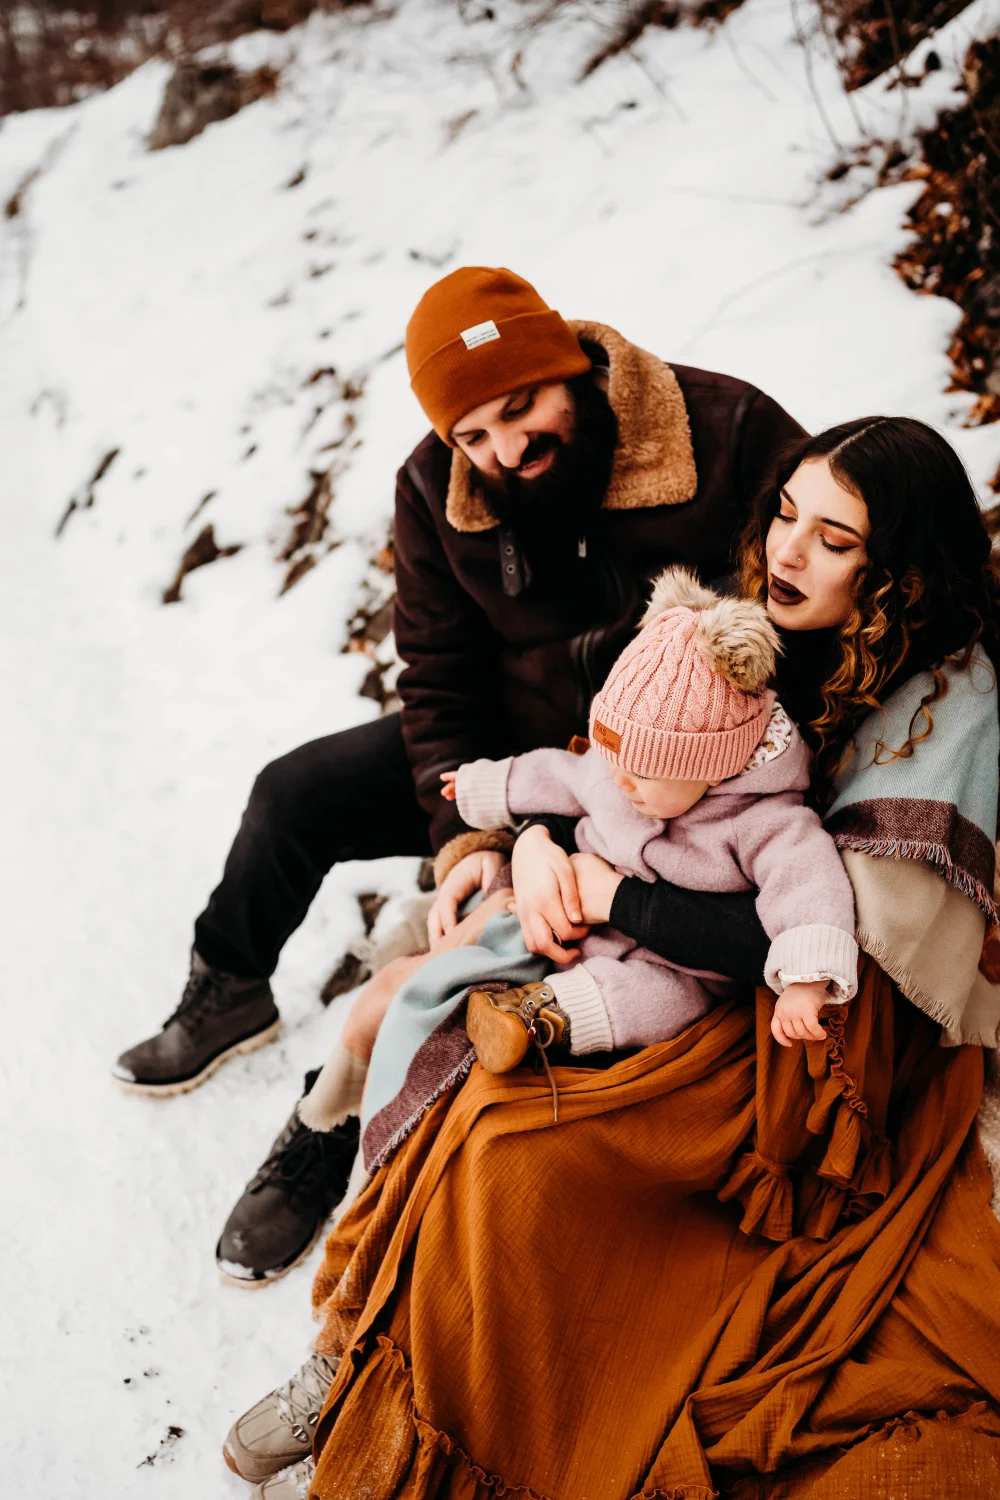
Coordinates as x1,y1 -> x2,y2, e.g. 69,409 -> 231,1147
498,432 -> 563,478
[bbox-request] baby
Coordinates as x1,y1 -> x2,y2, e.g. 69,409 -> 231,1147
444,568 -> 858,1067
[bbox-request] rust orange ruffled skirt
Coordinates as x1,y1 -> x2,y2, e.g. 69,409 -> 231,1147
307,961 -> 1000,1498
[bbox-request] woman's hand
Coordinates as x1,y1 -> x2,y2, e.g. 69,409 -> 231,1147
509,825 -> 589,964
428,849 -> 506,946
569,851 -> 624,925
770,981 -> 831,1048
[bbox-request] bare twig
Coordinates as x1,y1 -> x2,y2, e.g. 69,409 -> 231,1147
724,22 -> 778,102
679,244 -> 879,356
790,0 -> 843,151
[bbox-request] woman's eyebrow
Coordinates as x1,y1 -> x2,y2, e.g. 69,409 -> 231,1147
819,516 -> 864,539
779,489 -> 863,539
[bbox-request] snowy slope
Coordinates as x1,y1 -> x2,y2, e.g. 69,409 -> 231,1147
3,0 -> 1000,1493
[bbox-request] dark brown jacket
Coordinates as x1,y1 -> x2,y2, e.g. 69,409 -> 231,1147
392,321 -> 805,870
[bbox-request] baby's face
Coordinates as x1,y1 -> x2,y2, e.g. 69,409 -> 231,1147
612,767 -> 713,820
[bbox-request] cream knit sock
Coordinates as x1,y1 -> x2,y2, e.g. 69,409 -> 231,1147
298,1042 -> 368,1132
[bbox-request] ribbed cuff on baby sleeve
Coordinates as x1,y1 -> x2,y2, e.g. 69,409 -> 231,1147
455,757 -> 514,831
765,924 -> 859,1002
548,965 -> 615,1054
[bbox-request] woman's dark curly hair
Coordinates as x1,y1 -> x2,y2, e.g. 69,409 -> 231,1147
739,416 -> 1000,800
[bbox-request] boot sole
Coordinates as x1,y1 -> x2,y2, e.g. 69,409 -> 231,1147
216,1215 -> 328,1291
114,1018 -> 282,1098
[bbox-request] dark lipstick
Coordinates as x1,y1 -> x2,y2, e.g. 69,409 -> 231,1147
768,574 -> 806,606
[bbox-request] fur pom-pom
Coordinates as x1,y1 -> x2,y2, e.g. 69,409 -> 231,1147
693,598 -> 780,693
640,566 -> 718,626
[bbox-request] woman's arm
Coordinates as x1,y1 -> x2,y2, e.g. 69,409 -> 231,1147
521,824 -> 771,982
569,851 -> 770,984
611,878 -> 769,983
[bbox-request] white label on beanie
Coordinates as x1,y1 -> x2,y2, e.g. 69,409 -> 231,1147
460,319 -> 501,349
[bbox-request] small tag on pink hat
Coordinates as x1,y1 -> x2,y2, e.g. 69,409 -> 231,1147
592,720 -> 621,754
460,319 -> 501,349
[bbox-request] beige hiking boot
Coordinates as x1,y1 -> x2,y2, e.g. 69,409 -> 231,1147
223,1351 -> 339,1483
249,1456 -> 315,1498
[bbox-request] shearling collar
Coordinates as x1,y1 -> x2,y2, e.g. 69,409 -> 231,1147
444,320 -> 697,534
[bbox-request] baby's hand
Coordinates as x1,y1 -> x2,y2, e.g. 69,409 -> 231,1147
440,770 -> 458,802
771,981 -> 831,1048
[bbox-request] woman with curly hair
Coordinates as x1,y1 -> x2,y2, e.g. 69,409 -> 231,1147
742,415 -> 1000,801
227,416 -> 1000,1500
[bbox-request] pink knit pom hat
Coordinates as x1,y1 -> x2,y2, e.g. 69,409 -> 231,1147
589,568 -> 780,783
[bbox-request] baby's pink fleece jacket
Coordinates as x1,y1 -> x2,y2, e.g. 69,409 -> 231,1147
455,721 -> 857,1053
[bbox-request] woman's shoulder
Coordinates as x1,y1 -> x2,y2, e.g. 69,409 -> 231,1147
839,646 -> 997,783
837,646 -> 995,773
826,644 -> 998,903
880,644 -> 997,723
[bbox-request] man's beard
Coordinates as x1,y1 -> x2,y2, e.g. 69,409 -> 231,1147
469,374 -> 619,574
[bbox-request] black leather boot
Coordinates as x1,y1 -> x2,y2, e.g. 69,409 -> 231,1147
113,952 -> 280,1096
216,1071 -> 362,1287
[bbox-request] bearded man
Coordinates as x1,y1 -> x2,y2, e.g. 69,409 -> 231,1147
114,266 -> 804,1283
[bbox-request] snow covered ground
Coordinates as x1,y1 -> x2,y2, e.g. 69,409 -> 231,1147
3,0 -> 1000,1491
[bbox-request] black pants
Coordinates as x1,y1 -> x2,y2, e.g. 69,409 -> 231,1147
194,714 -> 432,979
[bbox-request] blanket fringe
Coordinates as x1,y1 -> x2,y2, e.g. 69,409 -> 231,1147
853,924 -> 1000,1042
832,834 -> 997,924
366,1050 -> 475,1174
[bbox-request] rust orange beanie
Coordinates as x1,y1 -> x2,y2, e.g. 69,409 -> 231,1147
405,267 -> 591,442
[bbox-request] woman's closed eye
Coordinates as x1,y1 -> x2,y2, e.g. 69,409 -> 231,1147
820,537 -> 857,554
776,508 -> 859,554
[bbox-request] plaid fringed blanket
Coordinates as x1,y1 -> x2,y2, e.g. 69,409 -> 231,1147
361,911 -> 546,1172
826,645 -> 998,922
827,647 -> 1000,1045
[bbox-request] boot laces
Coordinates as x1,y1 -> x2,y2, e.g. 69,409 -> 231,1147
284,1455 -> 316,1497
473,984 -> 562,1121
252,1114 -> 358,1205
532,1034 -> 560,1123
164,968 -> 228,1033
269,1455 -> 317,1497
509,988 -> 562,1123
275,1355 -> 340,1429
